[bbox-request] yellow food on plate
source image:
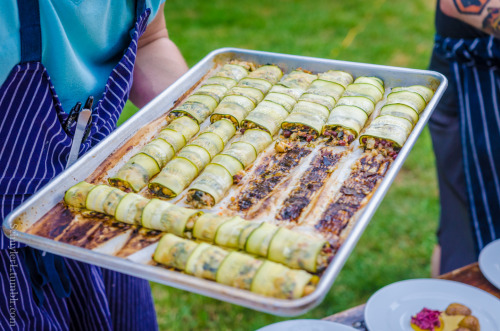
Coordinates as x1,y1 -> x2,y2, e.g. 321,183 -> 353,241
410,303 -> 480,331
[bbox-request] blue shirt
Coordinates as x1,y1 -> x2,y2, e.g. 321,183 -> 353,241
0,0 -> 164,112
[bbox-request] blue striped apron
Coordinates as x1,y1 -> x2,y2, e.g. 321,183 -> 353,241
435,35 -> 500,254
0,0 -> 158,329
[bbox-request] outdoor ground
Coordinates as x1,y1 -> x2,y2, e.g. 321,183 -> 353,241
118,0 -> 440,329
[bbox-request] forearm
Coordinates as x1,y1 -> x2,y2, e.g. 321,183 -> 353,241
129,37 -> 188,108
441,0 -> 500,37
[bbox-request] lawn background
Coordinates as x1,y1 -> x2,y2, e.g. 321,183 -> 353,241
118,0 -> 440,329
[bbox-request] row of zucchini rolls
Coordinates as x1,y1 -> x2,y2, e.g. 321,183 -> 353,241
185,69 -> 319,208
108,61 -> 255,193
147,64 -> 283,199
359,85 -> 434,157
64,181 -> 333,298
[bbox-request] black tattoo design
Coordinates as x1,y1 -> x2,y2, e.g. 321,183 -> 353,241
483,8 -> 500,35
453,0 -> 490,14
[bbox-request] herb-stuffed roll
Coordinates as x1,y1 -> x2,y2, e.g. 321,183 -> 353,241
214,217 -> 262,249
238,129 -> 273,154
323,105 -> 369,146
241,101 -> 290,136
85,184 -> 126,216
192,213 -> 235,242
210,95 -> 255,128
108,153 -> 160,192
246,65 -> 283,84
245,222 -> 279,257
64,181 -> 95,208
149,157 -> 199,198
263,92 -> 297,112
379,103 -> 419,126
186,164 -> 233,208
318,70 -> 354,88
153,233 -> 198,270
343,82 -> 383,104
114,193 -> 149,225
185,243 -> 229,281
216,252 -> 263,290
141,198 -> 202,237
359,115 -> 413,157
386,90 -> 427,114
391,85 -> 434,103
220,141 -> 258,168
267,228 -> 332,273
168,94 -> 219,124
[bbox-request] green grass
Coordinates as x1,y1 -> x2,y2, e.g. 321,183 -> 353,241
119,0 -> 440,329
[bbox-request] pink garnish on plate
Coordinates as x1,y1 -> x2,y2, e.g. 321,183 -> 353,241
411,307 -> 442,331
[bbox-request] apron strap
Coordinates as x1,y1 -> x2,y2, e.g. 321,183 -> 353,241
17,0 -> 42,63
136,0 -> 147,20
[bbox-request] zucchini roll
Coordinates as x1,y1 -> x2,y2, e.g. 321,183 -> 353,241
185,243 -> 229,280
241,101 -> 290,136
211,154 -> 244,177
306,79 -> 345,104
386,90 -> 427,114
64,181 -> 95,208
391,85 -> 434,103
379,103 -> 419,126
267,228 -> 331,273
226,86 -> 264,105
153,233 -> 198,270
278,70 -> 317,90
250,261 -> 318,299
186,164 -> 233,208
204,76 -> 237,90
141,198 -> 202,237
322,105 -> 369,146
220,141 -> 258,168
148,157 -> 198,198
335,95 -> 375,116
318,70 -> 354,88
193,84 -> 229,103
214,217 -> 262,249
108,153 -> 160,192
245,222 -> 279,257
238,129 -> 273,154
343,82 -> 383,104
86,184 -> 126,216
215,63 -> 250,81
359,115 -> 413,157
246,64 -> 283,84
168,94 -> 219,124
216,252 -> 263,290
263,92 -> 297,112
114,192 -> 149,225
192,213 -> 235,242
210,95 -> 255,128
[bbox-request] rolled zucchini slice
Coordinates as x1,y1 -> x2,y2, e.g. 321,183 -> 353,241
165,116 -> 200,142
386,90 -> 426,114
282,112 -> 325,140
203,119 -> 237,145
189,132 -> 225,158
307,79 -> 345,102
226,86 -> 264,105
185,243 -> 229,281
204,76 -> 237,89
214,217 -> 261,249
335,96 -> 375,115
299,93 -> 336,111
215,63 -> 249,81
239,129 -> 274,154
157,129 -> 186,153
242,102 -> 288,136
238,78 -> 273,94
149,157 -> 199,198
318,70 -> 354,88
292,101 -> 330,121
344,83 -> 383,103
280,70 -> 317,90
141,198 -> 201,236
193,84 -> 228,103
177,145 -> 211,172
392,85 -> 434,103
250,261 -> 315,299
264,92 -> 297,112
86,185 -> 125,215
245,222 -> 279,257
359,115 -> 413,149
139,138 -> 175,169
269,85 -> 304,101
380,104 -> 419,126
353,76 -> 384,94
64,181 -> 95,208
211,95 -> 255,127
323,105 -> 369,144
211,154 -> 244,177
248,65 -> 283,84
153,233 -> 198,270
114,193 -> 149,225
216,251 -> 263,290
109,153 -> 160,192
267,228 -> 330,273
170,94 -> 218,124
221,141 -> 258,167
186,164 -> 233,208
192,213 -> 233,242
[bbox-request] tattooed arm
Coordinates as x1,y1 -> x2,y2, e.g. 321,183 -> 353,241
441,0 -> 500,37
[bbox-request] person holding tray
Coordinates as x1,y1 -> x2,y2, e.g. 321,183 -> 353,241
0,0 -> 188,329
429,0 -> 500,274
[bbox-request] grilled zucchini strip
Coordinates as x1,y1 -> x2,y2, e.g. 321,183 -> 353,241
386,90 -> 427,114
192,213 -> 235,242
211,154 -> 244,177
323,105 -> 369,146
86,184 -> 126,215
153,233 -> 198,270
114,192 -> 149,225
210,95 -> 255,128
343,82 -> 383,103
247,64 -> 283,84
216,252 -> 263,290
359,115 -> 413,154
185,243 -> 229,281
238,129 -> 273,154
220,141 -> 258,168
149,157 -> 199,198
391,85 -> 434,103
241,101 -> 291,136
108,153 -> 160,192
64,181 -> 95,208
214,217 -> 262,249
335,95 -> 375,116
318,70 -> 354,88
169,94 -> 219,124
141,198 -> 201,237
379,103 -> 419,126
186,164 -> 233,208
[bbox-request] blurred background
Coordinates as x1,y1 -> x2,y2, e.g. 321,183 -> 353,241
119,0 -> 439,329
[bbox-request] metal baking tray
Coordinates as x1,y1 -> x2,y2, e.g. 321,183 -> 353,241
3,48 -> 447,316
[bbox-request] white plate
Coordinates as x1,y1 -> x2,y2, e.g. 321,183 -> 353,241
364,279 -> 500,331
256,319 -> 357,331
479,239 -> 500,290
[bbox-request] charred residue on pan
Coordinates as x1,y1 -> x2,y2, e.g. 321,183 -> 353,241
231,145 -> 312,213
83,221 -> 133,250
316,151 -> 392,235
27,203 -> 75,239
115,227 -> 163,258
277,149 -> 344,223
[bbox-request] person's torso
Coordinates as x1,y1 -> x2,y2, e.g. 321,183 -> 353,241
435,0 -> 488,39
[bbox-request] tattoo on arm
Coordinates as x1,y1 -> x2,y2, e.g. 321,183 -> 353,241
453,0 -> 490,15
483,7 -> 500,36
